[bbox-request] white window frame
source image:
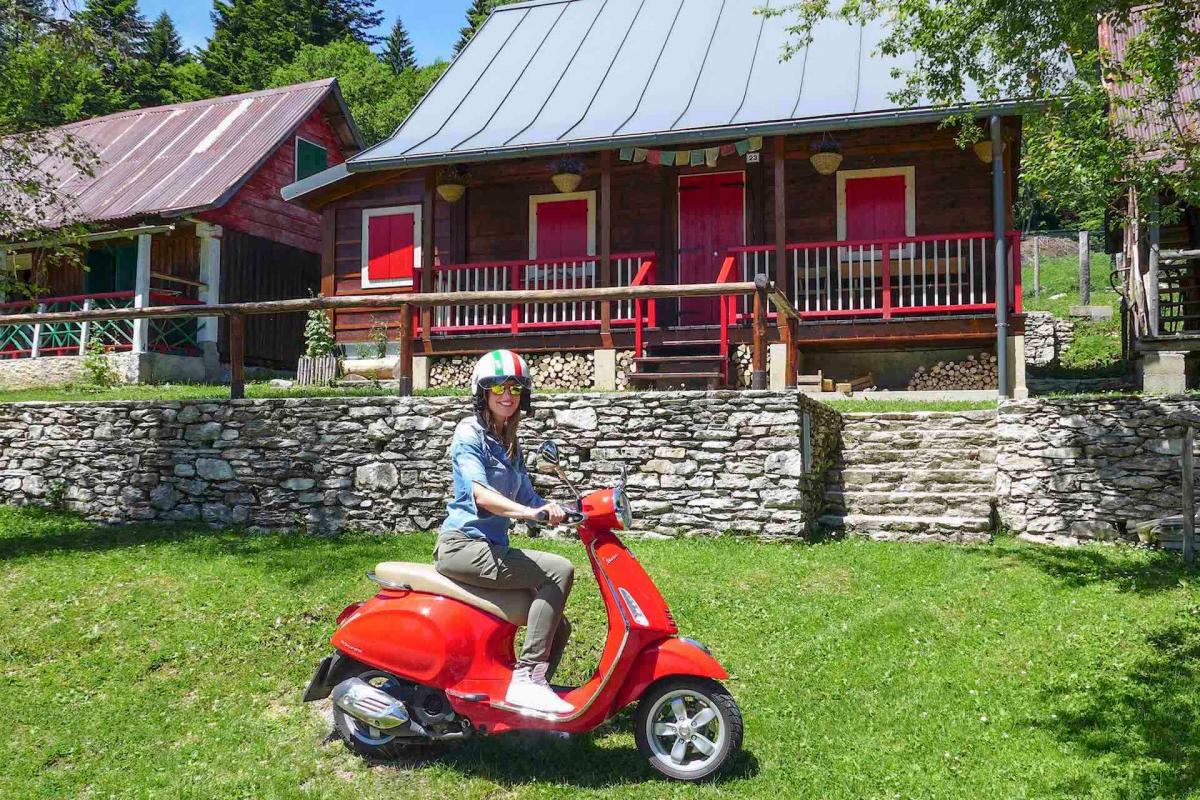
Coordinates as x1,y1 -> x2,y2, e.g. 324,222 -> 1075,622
361,204 -> 421,289
294,135 -> 329,183
528,191 -> 597,260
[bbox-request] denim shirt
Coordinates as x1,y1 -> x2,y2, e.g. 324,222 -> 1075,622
439,416 -> 544,548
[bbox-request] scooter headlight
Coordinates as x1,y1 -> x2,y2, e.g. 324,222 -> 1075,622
613,485 -> 633,530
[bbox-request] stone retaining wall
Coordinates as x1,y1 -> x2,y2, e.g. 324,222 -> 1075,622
0,352 -> 207,389
997,396 -> 1200,542
1023,311 -> 1076,368
0,390 -> 839,538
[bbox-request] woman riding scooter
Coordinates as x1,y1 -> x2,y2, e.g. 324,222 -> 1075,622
433,349 -> 575,715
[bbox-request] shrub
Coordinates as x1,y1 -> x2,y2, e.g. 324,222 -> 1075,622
303,310 -> 336,358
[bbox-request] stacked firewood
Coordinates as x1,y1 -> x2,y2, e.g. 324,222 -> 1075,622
907,354 -> 998,390
528,352 -> 593,388
615,351 -> 635,390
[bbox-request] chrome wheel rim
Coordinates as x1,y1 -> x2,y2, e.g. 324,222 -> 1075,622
341,672 -> 400,747
645,689 -> 724,774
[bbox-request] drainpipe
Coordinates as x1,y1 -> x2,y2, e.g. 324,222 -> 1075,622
991,115 -> 1010,398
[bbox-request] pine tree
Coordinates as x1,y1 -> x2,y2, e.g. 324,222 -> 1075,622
78,0 -> 149,58
454,0 -> 516,54
202,0 -> 383,94
145,11 -> 187,67
381,17 -> 415,75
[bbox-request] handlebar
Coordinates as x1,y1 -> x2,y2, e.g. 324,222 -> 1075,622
533,508 -> 586,525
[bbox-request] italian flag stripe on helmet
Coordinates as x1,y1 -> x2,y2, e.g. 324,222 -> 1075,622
489,349 -> 523,378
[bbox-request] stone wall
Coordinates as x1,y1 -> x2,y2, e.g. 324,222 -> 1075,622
0,390 -> 840,539
0,352 -> 207,389
997,396 -> 1200,542
1023,311 -> 1076,368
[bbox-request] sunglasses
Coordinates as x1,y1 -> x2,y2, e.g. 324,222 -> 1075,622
487,383 -> 525,396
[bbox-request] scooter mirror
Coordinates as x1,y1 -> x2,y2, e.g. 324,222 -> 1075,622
535,440 -> 560,466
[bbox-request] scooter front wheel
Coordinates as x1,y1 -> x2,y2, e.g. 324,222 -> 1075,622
634,677 -> 743,781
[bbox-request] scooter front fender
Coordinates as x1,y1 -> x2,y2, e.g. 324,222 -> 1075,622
611,636 -> 730,712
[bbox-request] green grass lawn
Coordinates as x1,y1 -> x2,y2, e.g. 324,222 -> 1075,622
1022,252 -> 1125,373
1,506 -> 1197,799
0,382 -> 466,404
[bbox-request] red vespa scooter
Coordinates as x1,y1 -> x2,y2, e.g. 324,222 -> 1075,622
303,441 -> 743,781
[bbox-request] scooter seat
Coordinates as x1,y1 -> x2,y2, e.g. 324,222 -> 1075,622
374,562 -> 532,626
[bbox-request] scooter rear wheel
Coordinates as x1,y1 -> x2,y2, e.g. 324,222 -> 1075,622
332,670 -> 417,761
634,677 -> 743,781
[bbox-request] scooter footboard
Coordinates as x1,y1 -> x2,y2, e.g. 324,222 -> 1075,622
611,636 -> 730,712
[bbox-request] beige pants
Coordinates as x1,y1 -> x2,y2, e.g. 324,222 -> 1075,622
434,530 -> 574,676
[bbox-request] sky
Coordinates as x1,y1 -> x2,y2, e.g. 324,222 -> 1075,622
135,1 -> 474,65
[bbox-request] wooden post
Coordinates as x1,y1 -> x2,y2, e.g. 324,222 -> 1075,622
132,232 -> 152,353
751,277 -> 768,389
31,302 -> 45,358
394,302 -> 414,396
228,313 -> 245,399
1148,197 -> 1161,336
1078,229 -> 1090,305
1184,425 -> 1195,567
78,298 -> 92,354
421,168 -> 436,344
773,135 -> 796,388
1032,236 -> 1040,295
600,149 -> 613,346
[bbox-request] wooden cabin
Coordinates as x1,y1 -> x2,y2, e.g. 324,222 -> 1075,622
285,0 -> 1027,394
1102,9 -> 1200,393
0,79 -> 362,384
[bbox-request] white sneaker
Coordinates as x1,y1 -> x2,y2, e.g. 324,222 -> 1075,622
506,665 -> 574,715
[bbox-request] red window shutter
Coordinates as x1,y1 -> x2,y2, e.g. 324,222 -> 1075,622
367,212 -> 415,282
536,199 -> 589,259
845,175 -> 907,241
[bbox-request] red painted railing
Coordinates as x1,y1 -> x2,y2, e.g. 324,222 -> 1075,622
0,290 -> 205,359
715,253 -> 739,386
727,231 -> 1022,322
422,251 -> 657,336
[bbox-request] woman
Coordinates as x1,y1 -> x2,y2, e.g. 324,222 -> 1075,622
434,349 -> 575,715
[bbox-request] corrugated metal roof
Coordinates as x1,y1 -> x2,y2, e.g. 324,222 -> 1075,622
1100,7 -> 1199,159
23,79 -> 362,228
350,0 -> 1020,171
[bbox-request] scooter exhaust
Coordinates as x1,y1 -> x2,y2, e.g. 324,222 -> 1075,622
330,678 -> 410,730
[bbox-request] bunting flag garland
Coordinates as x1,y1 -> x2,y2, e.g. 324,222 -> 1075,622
617,136 -> 762,168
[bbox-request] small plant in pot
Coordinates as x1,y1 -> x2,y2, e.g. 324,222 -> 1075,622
436,164 -> 469,203
549,155 -> 585,193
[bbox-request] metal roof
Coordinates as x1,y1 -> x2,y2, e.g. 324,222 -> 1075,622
349,0 -> 1022,171
22,79 -> 362,229
1100,7 -> 1199,160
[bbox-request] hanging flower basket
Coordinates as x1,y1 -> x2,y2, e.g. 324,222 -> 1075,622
436,183 -> 466,203
551,172 -> 582,193
548,156 -> 585,193
435,165 -> 469,203
809,134 -> 843,175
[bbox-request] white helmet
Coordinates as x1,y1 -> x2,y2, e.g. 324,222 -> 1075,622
471,350 -> 533,410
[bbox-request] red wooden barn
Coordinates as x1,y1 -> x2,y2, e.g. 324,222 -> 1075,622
284,0 -> 1030,394
0,79 -> 362,384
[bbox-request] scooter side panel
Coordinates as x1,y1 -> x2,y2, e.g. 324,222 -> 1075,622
609,636 -> 731,712
332,591 -> 514,687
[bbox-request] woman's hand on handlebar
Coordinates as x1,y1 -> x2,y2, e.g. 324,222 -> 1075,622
530,503 -> 567,525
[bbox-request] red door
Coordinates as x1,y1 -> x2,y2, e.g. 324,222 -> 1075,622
844,175 -> 906,241
678,173 -> 744,324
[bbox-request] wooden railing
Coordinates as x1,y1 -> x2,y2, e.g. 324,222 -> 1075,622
0,291 -> 204,360
728,231 -> 1023,322
426,251 -> 656,335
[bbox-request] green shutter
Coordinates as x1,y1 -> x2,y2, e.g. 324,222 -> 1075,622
296,138 -> 329,181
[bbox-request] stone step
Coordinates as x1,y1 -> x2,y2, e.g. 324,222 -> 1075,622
824,490 -> 993,518
839,430 -> 996,447
840,411 -> 997,424
819,513 -> 994,541
828,466 -> 996,490
834,450 -> 992,469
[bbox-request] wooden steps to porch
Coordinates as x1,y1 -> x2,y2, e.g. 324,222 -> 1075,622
629,339 -> 730,389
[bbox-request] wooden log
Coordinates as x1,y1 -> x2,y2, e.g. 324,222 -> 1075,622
229,314 -> 245,399
751,282 -> 767,389
393,303 -> 414,396
0,282 -> 763,326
